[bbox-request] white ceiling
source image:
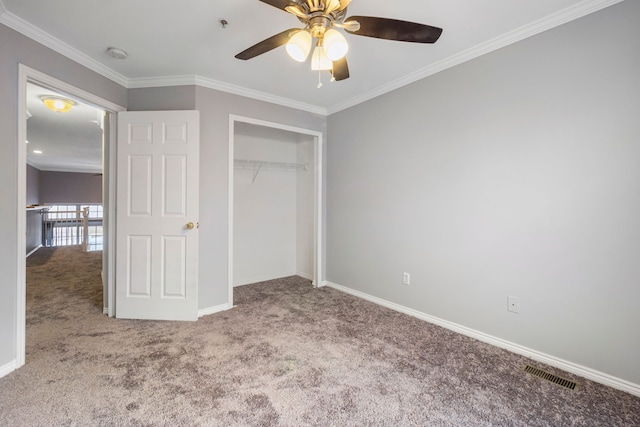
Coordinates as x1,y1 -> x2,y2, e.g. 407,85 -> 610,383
4,0 -> 621,173
1,0 -> 620,115
26,83 -> 103,173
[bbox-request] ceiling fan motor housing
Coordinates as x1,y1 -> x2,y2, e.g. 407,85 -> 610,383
292,0 -> 348,25
309,15 -> 332,38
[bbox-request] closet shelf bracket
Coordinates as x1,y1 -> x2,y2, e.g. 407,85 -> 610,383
252,162 -> 263,184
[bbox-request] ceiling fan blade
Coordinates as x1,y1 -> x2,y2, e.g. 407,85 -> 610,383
345,16 -> 442,43
235,29 -> 298,60
332,57 -> 349,81
258,0 -> 291,11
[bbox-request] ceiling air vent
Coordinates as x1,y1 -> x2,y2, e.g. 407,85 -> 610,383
523,365 -> 579,390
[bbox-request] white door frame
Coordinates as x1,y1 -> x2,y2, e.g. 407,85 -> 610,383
16,64 -> 125,367
228,115 -> 324,305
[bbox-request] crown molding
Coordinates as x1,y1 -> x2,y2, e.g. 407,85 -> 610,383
0,5 -> 129,87
194,75 -> 329,116
1,2 -> 320,114
26,161 -> 102,174
326,0 -> 624,115
128,74 -> 328,116
127,75 -> 197,89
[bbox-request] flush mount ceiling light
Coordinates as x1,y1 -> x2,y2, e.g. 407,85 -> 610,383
235,0 -> 442,85
106,47 -> 128,59
40,95 -> 77,113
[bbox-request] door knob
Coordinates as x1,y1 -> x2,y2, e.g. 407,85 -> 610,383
185,222 -> 195,230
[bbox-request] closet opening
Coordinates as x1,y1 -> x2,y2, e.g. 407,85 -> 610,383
228,116 -> 323,305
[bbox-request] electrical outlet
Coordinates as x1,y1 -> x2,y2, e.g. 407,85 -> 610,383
403,272 -> 410,285
507,296 -> 520,313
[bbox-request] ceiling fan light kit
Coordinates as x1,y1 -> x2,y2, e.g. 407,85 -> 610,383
235,0 -> 443,83
286,30 -> 312,61
311,44 -> 332,71
322,28 -> 348,60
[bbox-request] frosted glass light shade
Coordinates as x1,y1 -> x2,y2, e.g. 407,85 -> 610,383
311,46 -> 332,71
40,96 -> 76,113
323,29 -> 348,60
286,30 -> 312,62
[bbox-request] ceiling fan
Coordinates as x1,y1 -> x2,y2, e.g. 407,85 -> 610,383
235,0 -> 443,83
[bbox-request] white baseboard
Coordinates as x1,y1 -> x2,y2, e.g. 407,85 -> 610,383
103,304 -> 231,318
233,271 -> 298,287
324,280 -> 640,398
198,303 -> 233,318
296,271 -> 313,281
26,244 -> 42,258
0,360 -> 17,379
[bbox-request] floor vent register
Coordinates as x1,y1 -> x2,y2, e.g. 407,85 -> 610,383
523,364 -> 579,390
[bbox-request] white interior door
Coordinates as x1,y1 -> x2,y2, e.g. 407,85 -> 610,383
116,111 -> 199,321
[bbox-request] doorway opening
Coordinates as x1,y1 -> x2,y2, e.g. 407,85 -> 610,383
26,81 -> 105,253
228,115 -> 324,306
16,65 -> 125,369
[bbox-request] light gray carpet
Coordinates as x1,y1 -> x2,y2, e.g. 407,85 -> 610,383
1,246 -> 639,426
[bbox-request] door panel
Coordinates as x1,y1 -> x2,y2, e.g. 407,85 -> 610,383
116,110 -> 199,320
128,235 -> 152,297
129,155 -> 152,216
162,235 -> 186,297
163,155 -> 187,216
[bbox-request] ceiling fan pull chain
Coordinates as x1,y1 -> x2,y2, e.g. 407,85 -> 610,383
317,70 -> 323,88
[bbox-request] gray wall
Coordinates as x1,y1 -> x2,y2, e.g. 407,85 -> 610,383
26,164 -> 40,205
326,1 -> 640,385
39,171 -> 102,204
0,22 -> 127,369
127,85 -> 327,310
128,86 -> 196,111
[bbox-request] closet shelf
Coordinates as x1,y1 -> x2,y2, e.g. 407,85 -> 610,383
234,159 -> 308,171
234,158 -> 309,183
